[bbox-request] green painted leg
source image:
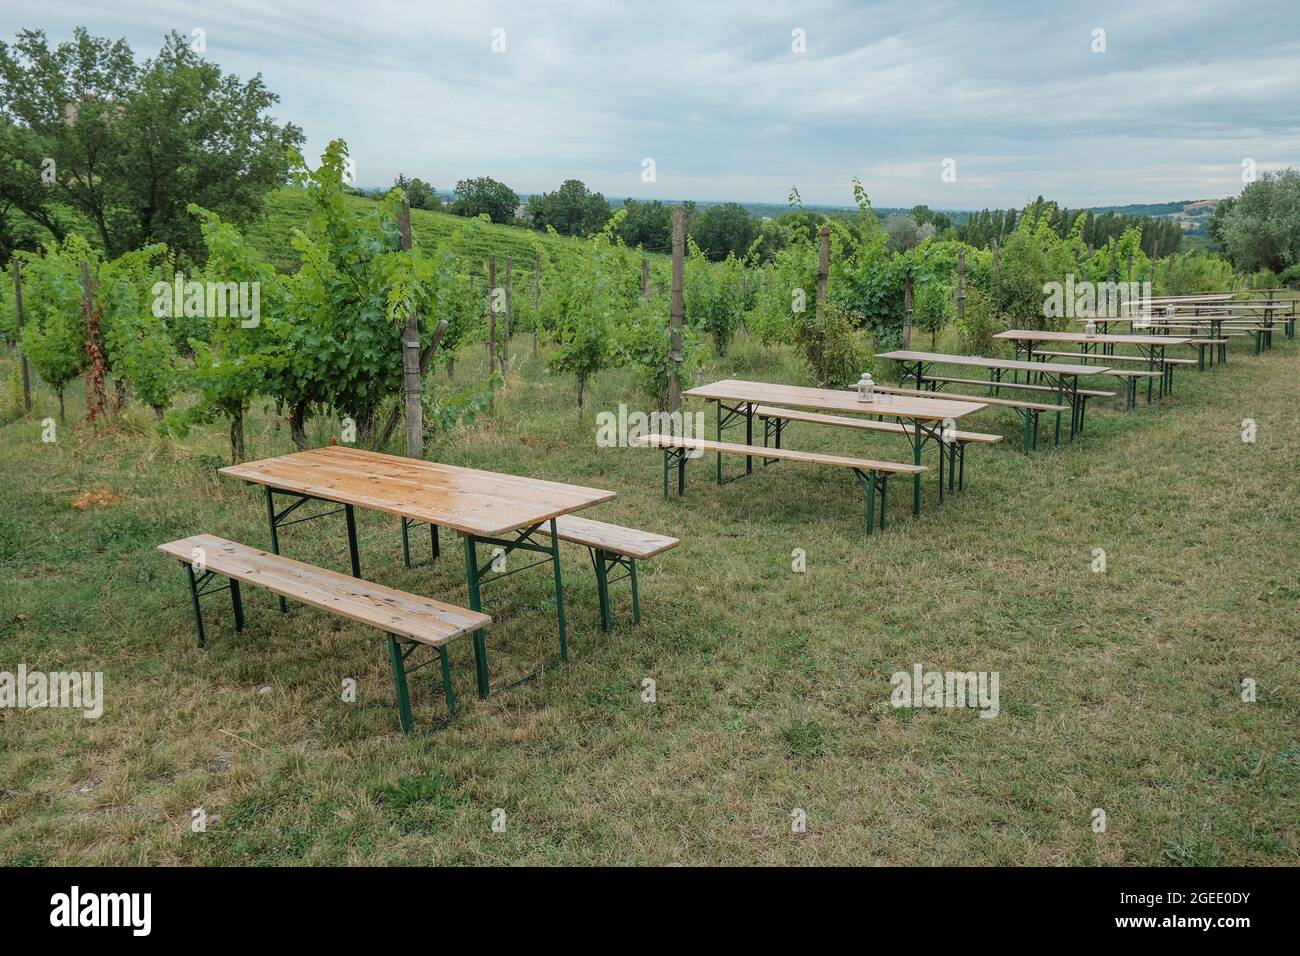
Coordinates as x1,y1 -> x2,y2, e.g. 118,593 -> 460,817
629,559 -> 641,625
185,564 -> 206,647
265,487 -> 287,613
230,578 -> 244,633
715,400 -> 723,484
386,634 -> 414,735
438,645 -> 456,717
1021,409 -> 1032,452
345,504 -> 361,577
866,470 -> 877,535
911,428 -> 922,517
662,448 -> 670,498
549,518 -> 569,661
879,477 -> 887,531
463,535 -> 490,699
401,517 -> 411,569
431,523 -> 439,560
594,548 -> 611,632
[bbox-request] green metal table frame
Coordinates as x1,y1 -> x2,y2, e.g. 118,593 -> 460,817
257,485 -> 568,705
659,443 -> 892,534
709,396 -> 952,520
171,554 -> 455,735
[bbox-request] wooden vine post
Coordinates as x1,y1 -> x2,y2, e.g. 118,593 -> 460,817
80,260 -> 108,423
957,249 -> 967,326
487,255 -> 497,414
12,260 -> 31,411
816,224 -> 830,308
503,254 -> 512,367
398,197 -> 423,459
669,206 -> 685,415
532,254 -> 541,358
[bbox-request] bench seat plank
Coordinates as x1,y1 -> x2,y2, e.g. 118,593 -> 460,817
872,384 -> 1065,413
920,375 -> 1115,398
552,515 -> 680,560
1032,349 -> 1196,366
753,404 -> 1002,444
630,434 -> 925,474
158,534 -> 490,646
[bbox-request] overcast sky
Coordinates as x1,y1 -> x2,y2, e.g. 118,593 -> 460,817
6,0 -> 1299,208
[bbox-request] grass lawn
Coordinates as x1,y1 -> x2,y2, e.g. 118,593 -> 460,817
1,328 -> 1297,866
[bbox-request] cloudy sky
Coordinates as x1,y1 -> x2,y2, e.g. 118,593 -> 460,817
6,0 -> 1300,208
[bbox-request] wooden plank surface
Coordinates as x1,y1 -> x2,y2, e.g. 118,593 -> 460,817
630,433 -> 926,474
871,384 -> 1066,412
552,515 -> 680,559
874,349 -> 1109,377
158,534 -> 491,645
220,445 -> 615,538
993,329 -> 1194,346
682,378 -> 986,421
753,404 -> 1003,443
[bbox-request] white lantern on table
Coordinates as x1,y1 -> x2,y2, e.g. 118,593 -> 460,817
857,372 -> 875,402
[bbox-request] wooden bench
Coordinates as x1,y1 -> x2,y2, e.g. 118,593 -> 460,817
629,433 -> 925,533
871,383 -> 1064,450
753,404 -> 1000,494
158,534 -> 491,734
550,514 -> 679,631
1032,349 -> 1196,367
917,375 -> 1115,399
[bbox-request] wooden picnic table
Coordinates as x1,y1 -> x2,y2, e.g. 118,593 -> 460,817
994,329 -> 1191,402
220,445 -> 615,697
682,378 -> 985,517
875,349 -> 1106,444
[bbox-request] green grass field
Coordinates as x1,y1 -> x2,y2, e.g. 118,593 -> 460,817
1,328 -> 1298,866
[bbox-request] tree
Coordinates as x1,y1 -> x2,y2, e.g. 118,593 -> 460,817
449,176 -> 518,223
1216,169 -> 1300,274
395,174 -> 437,210
526,179 -> 610,237
690,202 -> 757,260
0,28 -> 303,261
617,198 -> 672,250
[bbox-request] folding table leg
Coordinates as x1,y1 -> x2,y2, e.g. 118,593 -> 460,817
185,564 -> 206,648
463,536 -> 491,699
265,487 -> 287,613
549,518 -> 568,662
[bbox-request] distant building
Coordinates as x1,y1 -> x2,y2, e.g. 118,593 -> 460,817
514,203 -> 527,221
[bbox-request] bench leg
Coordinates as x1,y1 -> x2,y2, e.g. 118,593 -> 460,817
866,470 -> 877,535
629,559 -> 641,625
386,634 -> 414,735
185,564 -> 206,648
230,579 -> 245,633
463,536 -> 491,699
1021,409 -> 1032,453
958,443 -> 966,491
593,547 -> 612,632
438,645 -> 456,717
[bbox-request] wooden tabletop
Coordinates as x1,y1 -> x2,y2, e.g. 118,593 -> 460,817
220,445 -> 616,538
994,329 -> 1193,347
875,349 -> 1108,377
682,378 -> 986,421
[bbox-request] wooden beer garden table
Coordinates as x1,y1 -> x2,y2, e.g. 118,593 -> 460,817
220,445 -> 615,698
874,349 -> 1106,443
993,329 -> 1191,403
682,378 -> 986,518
